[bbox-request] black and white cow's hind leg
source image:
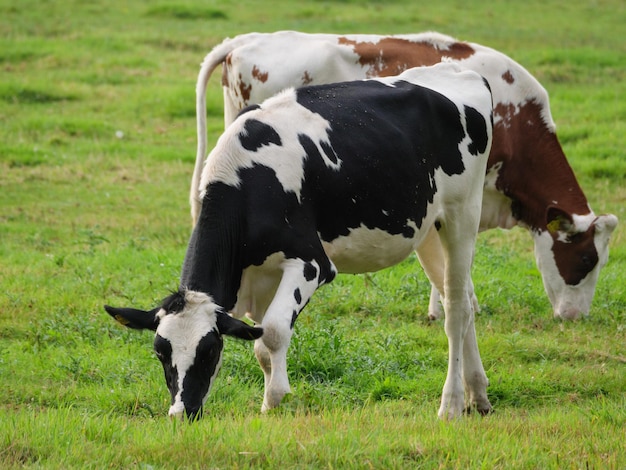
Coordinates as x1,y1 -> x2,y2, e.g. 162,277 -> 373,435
417,226 -> 490,414
424,254 -> 480,321
422,214 -> 491,420
427,282 -> 479,320
254,257 -> 333,412
417,227 -> 480,322
461,311 -> 491,415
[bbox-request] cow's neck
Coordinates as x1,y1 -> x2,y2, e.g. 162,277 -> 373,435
491,99 -> 591,231
180,191 -> 244,311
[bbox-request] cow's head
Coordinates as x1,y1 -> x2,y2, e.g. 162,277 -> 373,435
533,209 -> 618,320
104,289 -> 262,420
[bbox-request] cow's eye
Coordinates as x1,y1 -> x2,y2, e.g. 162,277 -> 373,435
567,231 -> 583,243
154,335 -> 172,363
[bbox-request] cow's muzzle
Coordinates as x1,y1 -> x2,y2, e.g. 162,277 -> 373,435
554,306 -> 586,321
169,403 -> 203,422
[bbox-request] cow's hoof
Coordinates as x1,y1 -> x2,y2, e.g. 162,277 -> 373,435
464,402 -> 494,416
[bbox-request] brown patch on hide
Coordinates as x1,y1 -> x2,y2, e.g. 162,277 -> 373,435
338,36 -> 475,77
489,99 -> 590,230
302,70 -> 313,85
252,65 -> 268,83
238,73 -> 251,102
502,70 -> 515,84
489,99 -> 596,285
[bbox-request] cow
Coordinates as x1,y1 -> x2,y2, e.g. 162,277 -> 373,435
105,63 -> 494,421
190,31 -> 617,320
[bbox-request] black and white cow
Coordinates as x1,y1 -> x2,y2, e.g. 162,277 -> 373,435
105,63 -> 494,421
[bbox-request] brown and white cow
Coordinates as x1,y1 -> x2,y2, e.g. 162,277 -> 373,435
190,31 -> 617,320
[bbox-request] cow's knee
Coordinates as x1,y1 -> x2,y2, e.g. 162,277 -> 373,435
257,323 -> 292,412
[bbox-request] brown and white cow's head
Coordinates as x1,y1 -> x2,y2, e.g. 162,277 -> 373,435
105,290 -> 262,420
533,209 -> 618,319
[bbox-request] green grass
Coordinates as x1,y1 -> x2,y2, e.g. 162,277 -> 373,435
1,0 -> 625,468
1,402 -> 624,469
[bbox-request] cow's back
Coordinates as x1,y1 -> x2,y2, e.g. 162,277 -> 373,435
223,31 -> 552,129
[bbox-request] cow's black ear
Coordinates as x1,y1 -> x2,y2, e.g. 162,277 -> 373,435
216,312 -> 263,340
104,305 -> 160,331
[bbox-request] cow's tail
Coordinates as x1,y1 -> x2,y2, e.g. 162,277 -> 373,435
191,35 -> 250,225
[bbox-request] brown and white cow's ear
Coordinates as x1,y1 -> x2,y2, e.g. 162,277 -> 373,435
595,214 -> 618,235
104,305 -> 161,331
546,207 -> 574,234
216,311 -> 263,340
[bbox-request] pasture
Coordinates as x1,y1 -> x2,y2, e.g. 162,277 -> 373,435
1,0 -> 625,468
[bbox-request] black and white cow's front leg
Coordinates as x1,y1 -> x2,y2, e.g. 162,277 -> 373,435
254,258 -> 330,412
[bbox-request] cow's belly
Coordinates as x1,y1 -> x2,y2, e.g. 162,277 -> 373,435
479,162 -> 517,231
322,224 -> 423,274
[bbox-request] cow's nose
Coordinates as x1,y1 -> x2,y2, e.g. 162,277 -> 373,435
554,307 -> 584,321
185,407 -> 203,422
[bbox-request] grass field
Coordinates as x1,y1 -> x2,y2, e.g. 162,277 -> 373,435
1,0 -> 625,468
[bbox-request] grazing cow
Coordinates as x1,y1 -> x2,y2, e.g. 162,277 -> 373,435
190,31 -> 617,320
106,63 -> 494,421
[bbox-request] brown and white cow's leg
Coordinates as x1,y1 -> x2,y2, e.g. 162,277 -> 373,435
256,258 -> 326,412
